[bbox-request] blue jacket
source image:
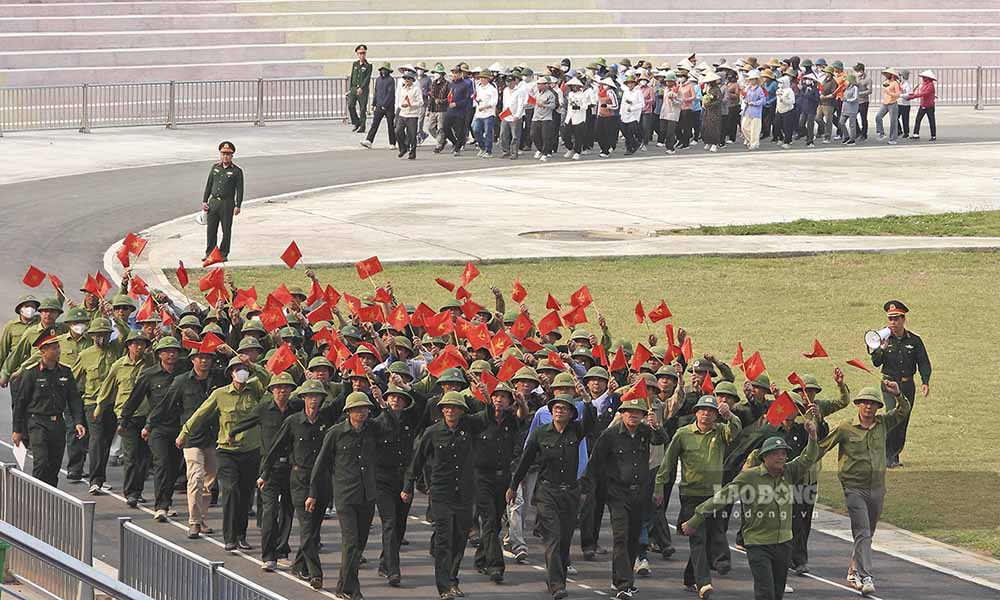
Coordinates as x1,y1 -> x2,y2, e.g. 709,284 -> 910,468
373,73 -> 395,108
764,79 -> 778,106
799,84 -> 820,114
447,78 -> 474,115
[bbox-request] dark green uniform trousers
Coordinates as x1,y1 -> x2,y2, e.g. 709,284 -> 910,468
85,405 -> 116,487
430,500 -> 473,594
885,379 -> 916,463
678,494 -> 715,588
28,414 -> 66,486
217,449 -> 259,544
64,407 -> 88,478
149,428 -> 182,511
260,464 -> 293,562
375,468 -> 409,578
580,477 -> 607,553
205,197 -> 236,258
473,469 -> 508,576
290,469 -> 327,579
791,483 -> 817,569
609,491 -> 643,590
536,481 -> 579,594
336,501 -> 376,598
347,89 -> 370,130
746,542 -> 791,600
121,417 -> 150,501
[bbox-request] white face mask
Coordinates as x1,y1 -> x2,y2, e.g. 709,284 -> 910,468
233,369 -> 250,384
70,323 -> 88,336
433,73 -> 443,80
20,306 -> 36,319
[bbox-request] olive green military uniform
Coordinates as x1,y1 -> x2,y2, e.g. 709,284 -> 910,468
690,436 -> 820,600
348,59 -> 374,130
72,321 -> 125,489
0,311 -> 38,380
202,160 -> 245,260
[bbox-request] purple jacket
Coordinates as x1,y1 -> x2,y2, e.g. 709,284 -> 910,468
744,86 -> 766,119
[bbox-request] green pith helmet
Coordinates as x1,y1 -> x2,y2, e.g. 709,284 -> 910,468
388,361 -> 412,377
437,367 -> 466,385
618,399 -> 649,414
534,359 -> 557,373
307,356 -> 335,371
39,297 -> 64,313
125,330 -> 151,345
242,319 -> 266,335
63,307 -> 91,323
550,372 -> 576,389
153,336 -> 182,352
205,308 -> 223,322
570,328 -> 591,342
759,436 -> 792,457
751,373 -> 771,390
547,394 -> 578,418
571,347 -> 594,362
385,385 -> 413,404
650,346 -> 666,361
713,381 -> 740,399
469,359 -> 493,375
88,317 -> 113,334
853,387 -> 884,407
788,391 -> 807,407
238,336 -> 264,353
492,382 -> 514,396
344,391 -> 374,410
15,294 -> 40,314
511,366 -> 540,384
583,366 -> 610,381
340,325 -> 363,340
297,378 -> 327,397
691,359 -> 717,376
394,336 -> 414,352
655,364 -> 679,379
226,356 -> 248,372
437,391 -> 469,410
356,344 -> 376,357
288,285 -> 307,300
111,295 -> 135,310
794,374 -> 822,392
179,315 -> 202,329
440,299 -> 462,311
279,326 -> 302,340
693,395 -> 720,412
311,321 -> 331,335
618,340 -> 634,356
268,371 -> 296,390
202,323 -> 224,337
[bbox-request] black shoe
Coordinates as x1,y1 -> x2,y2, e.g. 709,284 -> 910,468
357,128 -> 366,134
408,154 -> 416,160
553,590 -> 568,600
715,561 -> 732,575
388,574 -> 401,587
224,543 -> 237,551
583,549 -> 596,561
450,584 -> 464,597
661,545 -> 676,559
237,539 -> 252,551
929,136 -> 936,141
490,572 -> 503,584
126,497 -> 138,508
401,538 -> 410,546
295,570 -> 310,581
846,139 -> 856,145
351,125 -> 360,132
309,577 -> 323,590
66,473 -> 83,482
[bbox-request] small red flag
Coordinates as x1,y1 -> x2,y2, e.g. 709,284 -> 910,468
410,302 -> 435,327
648,300 -> 672,323
489,330 -> 514,358
160,309 -> 175,327
122,232 -> 148,257
455,317 -> 473,340
511,279 -> 527,303
199,332 -> 225,355
266,343 -> 298,375
620,378 -> 649,402
468,323 -> 491,350
307,302 -> 334,324
481,371 -> 500,396
306,279 -> 324,305
766,392 -> 798,426
355,256 -> 383,280
259,305 -> 287,332
454,286 -> 471,301
545,293 -> 561,311
788,372 -> 808,393
570,286 -> 592,308
423,311 -> 455,338
129,275 -> 149,298
681,336 -> 693,362
271,284 -> 295,306
521,338 -> 544,353
498,107 -> 513,120
460,299 -> 483,321
83,274 -> 101,297
94,272 -> 113,298
176,261 -> 189,288
592,344 -> 609,368
496,354 -> 527,382
136,296 -> 155,322
743,351 -> 766,382
388,304 -> 409,331
48,273 -> 64,293
701,373 -> 715,394
233,287 -> 258,310
634,301 -> 646,325
203,247 -> 224,267
427,345 -> 469,377
341,353 -> 364,376
803,339 -> 829,359
312,327 -> 335,348
198,268 -> 225,292
323,285 -> 341,307
373,287 -> 393,304
665,323 -> 676,351
537,310 -> 562,336
342,293 -> 361,315
280,241 -> 303,269
182,337 -> 202,351
115,244 -> 131,268
547,351 -> 567,371
358,304 -> 385,323
609,345 -> 628,372
561,304 -> 588,327
846,358 -> 874,374
527,94 -> 537,106
630,343 -> 652,372
732,342 -> 745,367
460,261 -> 480,287
510,312 -> 533,340
206,287 -> 228,308
435,278 -> 456,292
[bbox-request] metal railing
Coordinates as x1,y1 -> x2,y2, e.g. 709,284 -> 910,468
0,67 -> 995,134
0,522 -> 153,600
0,463 -> 95,600
118,518 -> 289,600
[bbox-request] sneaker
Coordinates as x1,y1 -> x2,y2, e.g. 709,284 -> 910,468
310,577 -> 323,590
126,497 -> 138,508
582,150 -> 592,155
153,510 -> 167,523
785,583 -> 794,593
848,571 -> 862,589
666,149 -> 675,155
449,584 -> 464,597
781,143 -> 791,149
661,545 -> 676,559
453,149 -> 461,156
861,577 -> 875,595
929,136 -> 936,141
553,591 -> 569,600
237,538 -> 252,550
877,134 -> 886,140
224,543 -> 237,551
476,150 -> 485,158
360,140 -> 372,149
500,152 -> 510,158
67,473 -> 83,483
262,561 -> 276,572
699,584 -> 714,599
635,558 -> 651,576
710,145 -> 718,152
833,135 -> 842,140
823,139 -> 831,144
572,153 -> 581,160
566,563 -> 578,575
564,150 -> 575,159
510,153 -> 518,160
187,525 -> 200,539
514,550 -> 528,564
806,142 -> 815,148
887,140 -> 897,145
388,574 -> 401,587
704,144 -> 710,150
656,142 -> 665,147
389,143 -> 397,149
640,144 -> 647,151
433,146 -> 444,154
684,584 -> 698,594
199,525 -> 213,534
615,590 -> 632,600
483,153 -> 493,159
911,134 -> 920,139
277,558 -> 294,569
599,152 -> 609,158
88,484 -> 102,495
540,155 -> 548,162
846,139 -> 856,145
793,563 -> 810,575
534,151 -> 542,159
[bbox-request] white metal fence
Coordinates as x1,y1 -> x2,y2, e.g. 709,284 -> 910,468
0,67 -> 995,134
0,463 -> 95,600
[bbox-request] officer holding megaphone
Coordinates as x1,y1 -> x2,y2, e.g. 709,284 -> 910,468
868,300 -> 931,469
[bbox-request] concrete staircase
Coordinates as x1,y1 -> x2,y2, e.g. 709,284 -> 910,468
1,0 -> 998,86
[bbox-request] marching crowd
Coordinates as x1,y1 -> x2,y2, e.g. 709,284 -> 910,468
344,46 -> 940,161
2,255 -> 933,600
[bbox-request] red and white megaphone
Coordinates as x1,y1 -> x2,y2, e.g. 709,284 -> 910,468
864,327 -> 891,352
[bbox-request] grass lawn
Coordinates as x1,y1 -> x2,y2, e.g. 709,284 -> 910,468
170,250 -> 1000,558
656,210 -> 1000,237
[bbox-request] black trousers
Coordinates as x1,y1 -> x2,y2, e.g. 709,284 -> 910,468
218,449 -> 259,544
640,112 -> 656,144
64,407 -> 88,478
584,111 -> 597,150
473,469 -> 508,576
791,483 -> 817,568
531,119 -> 554,154
291,469 -> 327,578
776,111 -> 795,144
580,478 -> 607,552
898,104 -> 911,136
857,102 -> 870,137
885,379 -> 917,462
621,120 -> 641,153
260,464 -> 293,562
430,500 -> 473,593
595,116 -> 619,154
149,427 -> 182,511
762,104 -> 776,140
649,479 -> 673,551
799,110 -> 817,144
28,415 -> 66,487
568,122 -> 587,154
376,468 -> 409,577
913,106 -> 936,137
121,418 -> 150,500
347,89 -> 369,129
725,109 -> 741,142
659,119 -> 678,151
678,109 -> 695,147
678,494 -> 714,588
366,105 -> 396,145
205,197 -> 236,258
536,481 -> 579,594
444,111 -> 468,151
519,109 -> 534,150
336,501 -> 376,597
85,405 -> 116,486
608,492 -> 643,590
395,116 -> 418,157
746,542 -> 792,600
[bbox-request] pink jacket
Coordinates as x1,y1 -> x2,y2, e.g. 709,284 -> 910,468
908,79 -> 936,108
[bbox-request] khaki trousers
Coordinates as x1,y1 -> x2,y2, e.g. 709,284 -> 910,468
184,446 -> 218,526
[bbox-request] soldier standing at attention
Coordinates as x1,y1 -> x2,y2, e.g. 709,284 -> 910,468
12,329 -> 86,486
202,141 -> 244,263
869,300 -> 930,468
348,44 -> 373,133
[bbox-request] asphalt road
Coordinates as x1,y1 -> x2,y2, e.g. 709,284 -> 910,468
1,126 -> 998,599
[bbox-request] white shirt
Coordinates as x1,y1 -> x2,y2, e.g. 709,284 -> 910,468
620,86 -> 644,123
502,85 -> 527,121
566,90 -> 591,125
397,83 -> 424,118
474,82 -> 498,119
